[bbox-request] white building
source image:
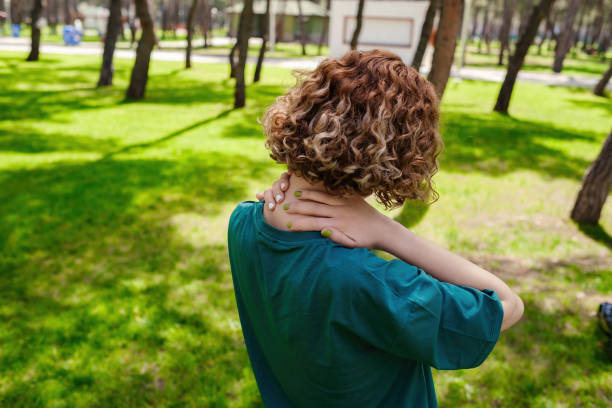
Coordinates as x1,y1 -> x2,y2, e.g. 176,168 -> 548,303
328,0 -> 429,64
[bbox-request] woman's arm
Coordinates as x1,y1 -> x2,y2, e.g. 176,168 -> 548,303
377,219 -> 524,331
256,182 -> 524,332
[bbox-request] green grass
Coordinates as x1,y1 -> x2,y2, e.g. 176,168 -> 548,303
0,51 -> 611,407
463,39 -> 611,78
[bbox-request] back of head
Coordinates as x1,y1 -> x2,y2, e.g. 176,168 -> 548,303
261,49 -> 444,209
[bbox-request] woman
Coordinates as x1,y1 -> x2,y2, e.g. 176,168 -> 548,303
227,49 -> 524,407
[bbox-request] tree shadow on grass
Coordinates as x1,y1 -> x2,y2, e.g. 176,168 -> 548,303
435,292 -> 611,407
0,152 -> 271,406
439,112 -> 597,180
0,126 -> 120,153
576,222 -> 612,249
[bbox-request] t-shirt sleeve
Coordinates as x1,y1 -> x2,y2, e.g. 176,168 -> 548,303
334,255 -> 504,370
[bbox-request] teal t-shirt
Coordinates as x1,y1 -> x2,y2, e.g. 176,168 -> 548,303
227,200 -> 504,407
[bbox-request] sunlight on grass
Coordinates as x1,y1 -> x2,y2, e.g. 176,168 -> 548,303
0,51 -> 610,407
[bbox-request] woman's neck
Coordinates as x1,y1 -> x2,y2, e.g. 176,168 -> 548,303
263,173 -> 325,231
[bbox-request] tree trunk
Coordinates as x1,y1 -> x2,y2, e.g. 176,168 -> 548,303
126,0 -> 156,100
573,4 -> 587,49
254,0 -> 270,82
538,7 -> 553,54
412,0 -> 438,71
186,0 -> 199,68
552,0 -> 582,73
478,1 -> 491,54
296,0 -> 307,55
317,0 -> 330,55
0,0 -> 6,33
427,0 -> 463,100
497,0 -> 515,66
349,0 -> 365,50
593,59 -> 612,96
470,5 -> 479,39
98,0 -> 122,86
199,0 -> 210,47
570,132 -> 612,224
494,0 -> 556,114
234,0 -> 253,108
587,0 -> 604,50
27,0 -> 43,62
129,1 -> 137,46
518,0 -> 533,38
62,0 -> 71,24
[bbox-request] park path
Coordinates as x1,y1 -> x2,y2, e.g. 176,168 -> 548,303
0,37 -> 610,90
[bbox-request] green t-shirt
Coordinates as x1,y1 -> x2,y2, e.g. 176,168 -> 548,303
227,200 -> 504,407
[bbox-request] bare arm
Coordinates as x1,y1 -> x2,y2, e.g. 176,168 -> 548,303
257,180 -> 525,332
377,219 -> 524,331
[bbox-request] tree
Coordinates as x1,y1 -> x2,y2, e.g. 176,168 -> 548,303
553,0 -> 582,72
593,59 -> 612,96
186,0 -> 200,68
296,0 -> 307,55
478,1 -> 492,54
126,0 -> 156,100
9,0 -> 23,25
46,0 -> 59,34
412,0 -> 439,71
98,0 -> 122,86
494,0 -> 556,113
234,0 -> 254,108
585,0 -> 604,50
317,0 -> 330,55
199,0 -> 211,47
63,0 -> 73,24
27,0 -> 44,62
570,131 -> 612,224
254,0 -> 271,82
427,0 -> 463,100
349,0 -> 365,50
0,0 -> 6,34
497,0 -> 515,66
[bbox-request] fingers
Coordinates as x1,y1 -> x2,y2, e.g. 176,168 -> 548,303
320,227 -> 357,248
263,189 -> 276,211
294,189 -> 345,206
271,179 -> 285,205
284,200 -> 336,218
279,172 -> 291,192
287,215 -> 331,232
256,192 -> 264,201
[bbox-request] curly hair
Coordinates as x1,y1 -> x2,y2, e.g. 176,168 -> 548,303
260,49 -> 444,209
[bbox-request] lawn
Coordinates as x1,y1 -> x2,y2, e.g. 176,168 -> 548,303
0,51 -> 610,407
463,39 -> 611,78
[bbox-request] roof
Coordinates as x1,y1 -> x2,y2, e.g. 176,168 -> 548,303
225,0 -> 329,17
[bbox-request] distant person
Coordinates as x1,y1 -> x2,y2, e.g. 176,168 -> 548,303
227,49 -> 524,407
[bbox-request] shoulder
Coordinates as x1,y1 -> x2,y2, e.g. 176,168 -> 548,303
321,246 -> 421,292
229,200 -> 259,225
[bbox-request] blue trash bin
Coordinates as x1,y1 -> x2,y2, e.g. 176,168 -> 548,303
63,25 -> 82,46
11,24 -> 21,38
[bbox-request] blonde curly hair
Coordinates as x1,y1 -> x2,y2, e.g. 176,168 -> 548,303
260,49 -> 444,209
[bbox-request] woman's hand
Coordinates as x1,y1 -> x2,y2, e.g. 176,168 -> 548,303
255,173 -> 394,249
255,171 -> 291,210
284,190 -> 392,249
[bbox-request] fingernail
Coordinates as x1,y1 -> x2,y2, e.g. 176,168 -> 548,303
275,194 -> 283,202
294,191 -> 302,197
287,222 -> 292,229
281,183 -> 286,189
283,203 -> 289,210
268,202 -> 275,209
322,229 -> 332,238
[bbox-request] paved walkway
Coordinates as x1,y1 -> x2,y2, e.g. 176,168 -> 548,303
1,37 -> 609,89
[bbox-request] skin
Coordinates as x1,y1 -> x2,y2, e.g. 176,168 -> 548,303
256,172 -> 525,332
